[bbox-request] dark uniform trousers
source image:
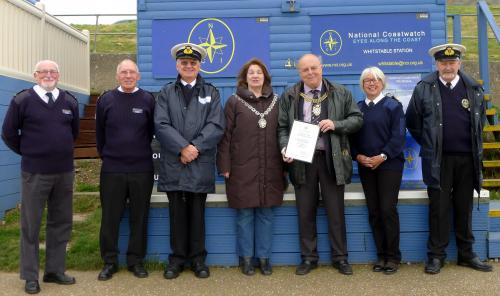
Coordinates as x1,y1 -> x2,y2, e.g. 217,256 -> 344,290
427,154 -> 476,261
166,191 -> 208,266
358,166 -> 402,263
99,172 -> 153,267
294,151 -> 347,262
20,171 -> 74,281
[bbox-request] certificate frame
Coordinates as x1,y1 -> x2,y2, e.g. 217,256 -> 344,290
285,120 -> 320,163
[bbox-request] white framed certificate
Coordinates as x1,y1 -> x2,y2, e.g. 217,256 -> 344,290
285,120 -> 320,163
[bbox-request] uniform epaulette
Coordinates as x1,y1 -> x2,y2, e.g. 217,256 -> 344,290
97,89 -> 113,102
384,93 -> 399,102
13,89 -> 32,104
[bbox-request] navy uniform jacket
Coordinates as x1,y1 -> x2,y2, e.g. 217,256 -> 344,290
154,75 -> 225,193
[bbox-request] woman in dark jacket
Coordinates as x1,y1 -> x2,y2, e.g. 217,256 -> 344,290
217,58 -> 284,276
351,66 -> 405,275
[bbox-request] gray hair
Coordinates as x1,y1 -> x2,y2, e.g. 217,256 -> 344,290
116,59 -> 139,74
33,60 -> 59,73
359,66 -> 386,90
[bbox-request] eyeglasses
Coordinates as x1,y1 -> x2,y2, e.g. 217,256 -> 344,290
36,70 -> 59,75
363,78 -> 379,85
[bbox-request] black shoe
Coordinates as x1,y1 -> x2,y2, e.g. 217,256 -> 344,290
98,263 -> 118,281
191,262 -> 210,279
24,280 -> 40,294
239,257 -> 255,276
163,263 -> 183,280
383,261 -> 399,275
372,259 -> 385,272
424,258 -> 443,274
457,257 -> 493,272
42,273 -> 75,285
295,260 -> 318,275
332,260 -> 353,275
128,263 -> 148,278
259,258 -> 272,276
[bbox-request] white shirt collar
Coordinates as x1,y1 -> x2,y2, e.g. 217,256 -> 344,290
439,75 -> 460,89
33,85 -> 59,104
181,79 -> 196,88
118,86 -> 139,93
304,82 -> 322,95
365,92 -> 384,106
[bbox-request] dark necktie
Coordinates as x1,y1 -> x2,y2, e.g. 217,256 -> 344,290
446,82 -> 452,90
185,84 -> 192,90
46,92 -> 55,107
368,101 -> 374,107
311,90 -> 320,124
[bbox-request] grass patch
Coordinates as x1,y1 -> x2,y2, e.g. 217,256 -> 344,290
72,21 -> 136,53
75,159 -> 101,193
447,5 -> 500,61
0,196 -> 103,271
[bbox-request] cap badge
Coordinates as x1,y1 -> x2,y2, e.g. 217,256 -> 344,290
183,46 -> 193,54
444,47 -> 455,56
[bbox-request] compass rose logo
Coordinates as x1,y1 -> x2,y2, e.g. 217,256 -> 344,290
404,147 -> 418,170
320,30 -> 342,56
188,18 -> 235,74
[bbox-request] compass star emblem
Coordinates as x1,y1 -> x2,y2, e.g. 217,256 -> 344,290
198,23 -> 228,63
323,33 -> 339,51
319,29 -> 342,56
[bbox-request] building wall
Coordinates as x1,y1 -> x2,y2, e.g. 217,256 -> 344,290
0,0 -> 90,218
137,0 -> 446,101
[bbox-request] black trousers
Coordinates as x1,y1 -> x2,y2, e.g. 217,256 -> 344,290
166,191 -> 208,265
359,166 -> 402,263
99,172 -> 153,267
427,154 -> 476,261
294,151 -> 347,262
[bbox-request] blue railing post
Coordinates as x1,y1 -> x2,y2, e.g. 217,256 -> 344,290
452,14 -> 462,44
477,2 -> 490,94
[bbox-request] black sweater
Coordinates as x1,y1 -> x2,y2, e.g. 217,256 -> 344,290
96,88 -> 155,173
2,88 -> 79,173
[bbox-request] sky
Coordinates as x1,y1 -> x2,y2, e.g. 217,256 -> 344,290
39,0 -> 136,24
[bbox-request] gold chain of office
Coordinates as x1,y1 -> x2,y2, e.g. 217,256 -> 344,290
300,92 -> 328,116
235,94 -> 278,128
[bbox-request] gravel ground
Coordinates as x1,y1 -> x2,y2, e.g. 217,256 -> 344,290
1,262 -> 499,296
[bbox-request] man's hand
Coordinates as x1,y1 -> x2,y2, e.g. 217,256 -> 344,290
369,154 -> 385,170
180,144 -> 199,164
222,172 -> 230,178
318,119 -> 335,133
281,147 -> 294,163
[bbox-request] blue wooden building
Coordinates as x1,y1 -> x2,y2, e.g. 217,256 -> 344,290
125,0 -> 500,266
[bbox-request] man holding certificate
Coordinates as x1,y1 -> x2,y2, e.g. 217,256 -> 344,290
278,54 -> 363,276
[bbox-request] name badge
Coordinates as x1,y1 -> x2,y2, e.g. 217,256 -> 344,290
198,96 -> 211,105
132,108 -> 143,114
62,109 -> 72,115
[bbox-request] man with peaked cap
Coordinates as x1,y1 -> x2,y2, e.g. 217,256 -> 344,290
406,43 -> 493,274
154,43 -> 225,279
